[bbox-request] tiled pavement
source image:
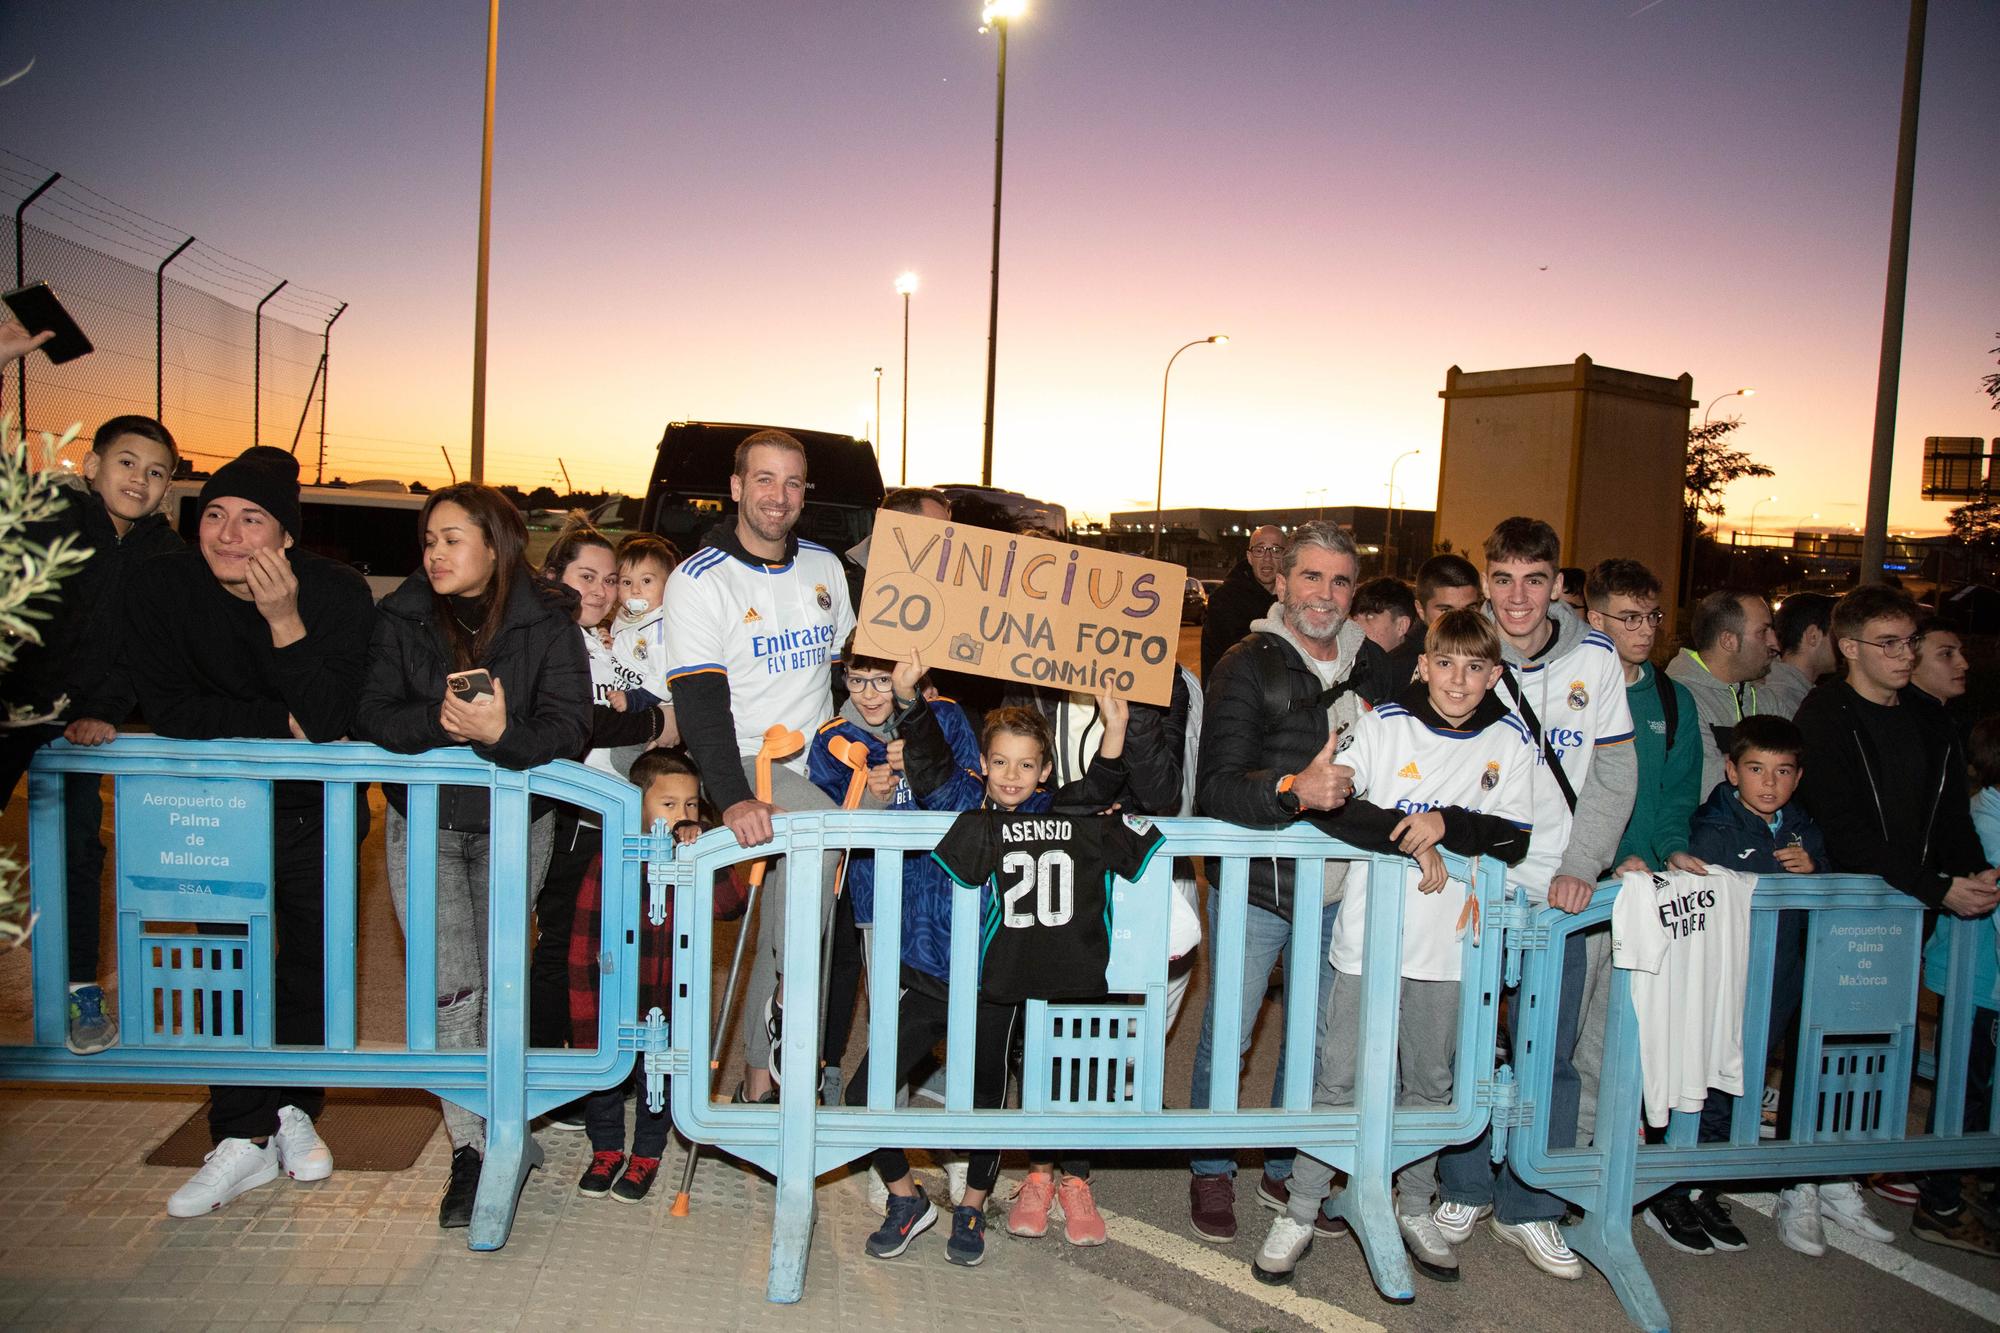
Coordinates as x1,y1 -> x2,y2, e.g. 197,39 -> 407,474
0,1088 -> 1225,1332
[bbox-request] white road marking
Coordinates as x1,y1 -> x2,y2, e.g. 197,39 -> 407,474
1098,1208 -> 1386,1333
1729,1192 -> 2000,1326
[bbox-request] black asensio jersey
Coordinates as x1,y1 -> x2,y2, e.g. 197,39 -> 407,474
932,809 -> 1167,1003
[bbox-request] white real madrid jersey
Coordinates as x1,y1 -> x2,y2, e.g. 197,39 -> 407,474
1610,867 -> 1756,1127
1496,628 -> 1635,899
1329,701 -> 1536,981
664,539 -> 855,772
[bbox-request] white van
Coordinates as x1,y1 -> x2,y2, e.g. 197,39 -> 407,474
165,479 -> 426,601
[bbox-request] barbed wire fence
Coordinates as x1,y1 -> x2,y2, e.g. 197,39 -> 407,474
0,149 -> 346,478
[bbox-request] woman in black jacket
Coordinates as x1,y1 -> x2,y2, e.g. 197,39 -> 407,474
529,516 -> 677,1062
355,483 -> 590,1228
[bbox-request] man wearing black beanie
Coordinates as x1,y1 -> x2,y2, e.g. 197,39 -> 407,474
123,445 -> 378,1218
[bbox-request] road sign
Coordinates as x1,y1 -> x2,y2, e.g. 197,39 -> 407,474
1922,436 -> 1987,500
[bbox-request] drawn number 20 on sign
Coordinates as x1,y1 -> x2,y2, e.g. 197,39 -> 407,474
1000,849 -> 1075,928
865,580 -> 934,634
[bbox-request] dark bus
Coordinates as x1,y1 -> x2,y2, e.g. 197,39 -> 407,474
637,421 -> 886,555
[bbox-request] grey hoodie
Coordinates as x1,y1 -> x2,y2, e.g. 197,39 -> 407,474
1485,599 -> 1639,898
1664,647 -> 1763,801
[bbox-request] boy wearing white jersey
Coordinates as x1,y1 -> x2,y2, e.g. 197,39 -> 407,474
664,431 -> 856,1100
1432,517 -> 1636,1281
1256,610 -> 1533,1287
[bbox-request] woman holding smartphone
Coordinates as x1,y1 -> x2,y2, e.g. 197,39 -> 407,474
356,483 -> 589,1228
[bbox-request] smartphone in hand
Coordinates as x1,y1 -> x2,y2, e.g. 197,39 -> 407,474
3,283 -> 93,364
446,669 -> 494,702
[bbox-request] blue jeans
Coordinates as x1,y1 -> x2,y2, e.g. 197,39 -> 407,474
1188,888 -> 1339,1180
1437,927 -> 1589,1224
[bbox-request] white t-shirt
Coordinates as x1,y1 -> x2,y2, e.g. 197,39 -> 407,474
1496,626 -> 1635,900
663,538 -> 855,775
1611,867 -> 1756,1128
1329,700 -> 1536,981
610,601 -> 671,702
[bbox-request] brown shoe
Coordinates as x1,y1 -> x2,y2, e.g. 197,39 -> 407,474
1913,1204 -> 2000,1257
1257,1170 -> 1291,1213
1190,1173 -> 1237,1243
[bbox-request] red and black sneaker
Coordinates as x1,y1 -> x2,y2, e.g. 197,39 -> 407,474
578,1150 -> 625,1197
612,1155 -> 662,1205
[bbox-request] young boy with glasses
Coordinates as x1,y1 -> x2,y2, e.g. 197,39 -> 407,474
1795,584 -> 1999,1254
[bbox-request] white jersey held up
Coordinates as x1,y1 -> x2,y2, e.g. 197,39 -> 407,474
664,535 -> 854,776
1610,867 -> 1756,1128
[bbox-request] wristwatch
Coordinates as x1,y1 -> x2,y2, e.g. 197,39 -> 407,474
1275,773 -> 1301,816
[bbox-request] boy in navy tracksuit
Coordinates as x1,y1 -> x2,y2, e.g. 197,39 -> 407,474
1684,714 -> 1833,1242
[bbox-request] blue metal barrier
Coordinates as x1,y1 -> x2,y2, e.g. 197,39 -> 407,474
661,813 -> 1515,1305
1507,875 -> 2000,1332
1,737 -> 667,1252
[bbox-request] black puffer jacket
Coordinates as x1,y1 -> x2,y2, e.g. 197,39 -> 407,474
1196,615 -> 1399,919
4,486 -> 182,722
357,569 -> 590,831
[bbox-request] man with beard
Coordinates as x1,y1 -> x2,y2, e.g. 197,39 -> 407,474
1666,589 -> 1779,800
1201,523 -> 1284,679
1186,522 -> 1398,1241
664,431 -> 855,1102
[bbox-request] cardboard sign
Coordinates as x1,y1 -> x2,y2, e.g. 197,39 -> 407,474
854,511 -> 1185,706
115,775 -> 274,923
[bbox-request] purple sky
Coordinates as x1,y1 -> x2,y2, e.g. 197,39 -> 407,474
3,0 -> 1995,532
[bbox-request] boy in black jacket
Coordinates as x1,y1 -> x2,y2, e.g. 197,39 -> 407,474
0,415 -> 183,1053
124,446 -> 377,1220
1795,585 -> 1998,1254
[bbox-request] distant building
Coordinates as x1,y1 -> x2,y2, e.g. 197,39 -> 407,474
1096,505 -> 1434,579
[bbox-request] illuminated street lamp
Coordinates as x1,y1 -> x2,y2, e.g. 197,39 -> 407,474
895,271 -> 918,483
1386,448 -> 1422,576
1748,494 -> 1777,540
976,0 -> 1026,485
1703,386 -> 1755,425
1152,334 -> 1229,560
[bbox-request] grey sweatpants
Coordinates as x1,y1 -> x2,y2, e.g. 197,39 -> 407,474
387,806 -> 556,1151
738,757 -> 845,1068
1288,969 -> 1460,1222
1569,927 -> 1614,1145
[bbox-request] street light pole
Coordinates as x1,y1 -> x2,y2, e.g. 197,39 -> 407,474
1703,387 -> 1754,426
469,0 -> 498,483
872,366 -> 882,461
895,271 -> 918,484
1152,335 -> 1228,561
1748,494 -> 1777,540
1386,448 -> 1421,576
978,0 -> 1025,486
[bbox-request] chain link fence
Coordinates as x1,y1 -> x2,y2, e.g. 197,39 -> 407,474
0,152 -> 344,478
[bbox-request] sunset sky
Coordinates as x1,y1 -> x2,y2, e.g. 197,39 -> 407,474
3,0 -> 1996,535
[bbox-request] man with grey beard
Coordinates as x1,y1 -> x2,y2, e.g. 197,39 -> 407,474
1185,522 -> 1398,1242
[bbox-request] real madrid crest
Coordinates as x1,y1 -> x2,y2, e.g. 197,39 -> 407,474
1480,760 -> 1500,791
1567,679 -> 1588,710
815,583 -> 832,612
634,639 -> 648,661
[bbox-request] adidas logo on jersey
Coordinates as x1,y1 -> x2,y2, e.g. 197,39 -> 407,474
1398,760 -> 1421,780
742,607 -> 762,624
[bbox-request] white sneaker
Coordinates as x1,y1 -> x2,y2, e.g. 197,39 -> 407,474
273,1105 -> 333,1182
1819,1181 -> 1896,1242
1399,1211 -> 1461,1281
1252,1215 -> 1315,1285
167,1137 -> 280,1217
1432,1199 -> 1493,1244
1488,1219 -> 1583,1280
1774,1184 -> 1827,1256
944,1156 -> 970,1207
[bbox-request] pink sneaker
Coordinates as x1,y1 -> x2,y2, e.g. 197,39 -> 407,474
1007,1171 -> 1056,1238
1059,1175 -> 1107,1246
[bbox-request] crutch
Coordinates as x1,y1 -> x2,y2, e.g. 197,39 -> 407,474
815,735 -> 872,1096
671,723 -> 805,1216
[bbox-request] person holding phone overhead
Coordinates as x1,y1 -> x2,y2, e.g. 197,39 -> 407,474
356,483 -> 590,1229
122,446 -> 376,1219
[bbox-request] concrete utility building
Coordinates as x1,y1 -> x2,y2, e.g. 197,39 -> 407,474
1435,355 -> 1694,600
